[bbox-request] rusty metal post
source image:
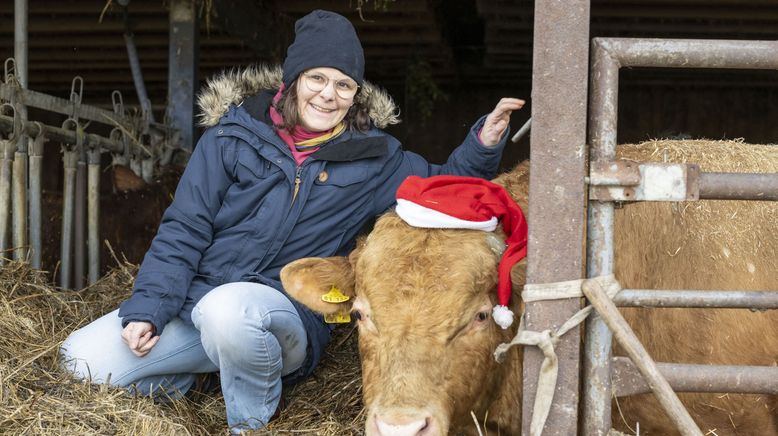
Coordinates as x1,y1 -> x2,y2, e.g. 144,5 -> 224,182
583,279 -> 704,436
168,0 -> 198,151
583,37 -> 621,436
522,1 -> 590,434
87,147 -> 100,285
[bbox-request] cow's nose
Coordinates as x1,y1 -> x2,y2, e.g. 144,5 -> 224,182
374,414 -> 432,436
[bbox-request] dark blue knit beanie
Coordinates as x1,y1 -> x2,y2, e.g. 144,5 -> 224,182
282,10 -> 365,88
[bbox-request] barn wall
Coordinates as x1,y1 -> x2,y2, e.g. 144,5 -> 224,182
381,82 -> 778,173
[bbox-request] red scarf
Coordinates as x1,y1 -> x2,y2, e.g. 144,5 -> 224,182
269,85 -> 339,165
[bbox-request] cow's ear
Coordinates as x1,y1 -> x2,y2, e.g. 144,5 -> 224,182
280,256 -> 356,315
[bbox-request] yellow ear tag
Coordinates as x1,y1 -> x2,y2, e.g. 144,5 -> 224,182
324,312 -> 352,324
321,286 -> 350,303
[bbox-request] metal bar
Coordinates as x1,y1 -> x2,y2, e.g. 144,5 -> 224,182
124,31 -> 155,124
582,279 -> 704,436
60,149 -> 77,289
699,172 -> 778,200
523,1 -> 590,435
0,114 -> 128,155
74,154 -> 86,289
167,0 -> 198,151
14,0 -> 28,88
596,38 -> 778,70
0,84 -> 175,137
612,357 -> 778,397
12,150 -> 27,261
14,0 -> 29,263
583,37 -> 621,436
615,289 -> 778,309
0,141 -> 11,263
0,83 -> 130,129
87,149 -> 100,285
510,117 -> 531,143
28,130 -> 43,268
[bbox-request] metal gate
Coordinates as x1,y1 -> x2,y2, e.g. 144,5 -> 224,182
581,38 -> 778,435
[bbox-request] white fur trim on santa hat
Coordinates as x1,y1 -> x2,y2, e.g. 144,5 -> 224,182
396,199 -> 498,231
492,305 -> 514,329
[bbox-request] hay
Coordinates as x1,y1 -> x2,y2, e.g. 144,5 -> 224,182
0,260 -> 364,435
615,139 -> 778,292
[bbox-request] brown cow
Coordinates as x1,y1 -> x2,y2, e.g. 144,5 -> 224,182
281,140 -> 778,436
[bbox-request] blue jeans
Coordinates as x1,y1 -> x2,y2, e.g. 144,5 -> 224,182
60,282 -> 308,433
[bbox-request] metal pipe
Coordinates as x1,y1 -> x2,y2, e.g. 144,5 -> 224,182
74,154 -> 86,289
124,30 -> 155,124
699,172 -> 778,201
14,0 -> 28,88
0,141 -> 12,264
615,289 -> 778,309
12,149 -> 27,261
582,279 -> 704,436
60,149 -> 78,289
595,38 -> 778,70
28,129 -> 44,268
0,114 -> 130,156
87,148 -> 100,284
14,0 -> 30,263
583,37 -> 621,436
510,117 -> 531,143
612,357 -> 778,397
0,83 -> 176,137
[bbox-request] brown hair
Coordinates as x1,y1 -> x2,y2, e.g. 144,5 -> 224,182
273,78 -> 372,133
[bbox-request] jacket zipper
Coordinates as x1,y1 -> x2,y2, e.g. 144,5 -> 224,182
292,165 -> 303,204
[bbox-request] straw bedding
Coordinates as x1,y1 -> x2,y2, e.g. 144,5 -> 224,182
0,259 -> 363,435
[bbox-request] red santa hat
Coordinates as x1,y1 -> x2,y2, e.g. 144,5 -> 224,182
395,175 -> 528,329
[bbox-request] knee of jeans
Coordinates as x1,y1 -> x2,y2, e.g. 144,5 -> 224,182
196,293 -> 270,346
60,330 -> 114,384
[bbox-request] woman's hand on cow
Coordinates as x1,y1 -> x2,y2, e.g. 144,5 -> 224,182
121,321 -> 160,357
479,98 -> 525,147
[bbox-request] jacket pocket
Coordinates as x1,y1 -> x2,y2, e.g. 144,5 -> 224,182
235,149 -> 280,181
313,167 -> 368,187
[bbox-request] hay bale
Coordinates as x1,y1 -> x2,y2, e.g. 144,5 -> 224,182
0,261 -> 364,435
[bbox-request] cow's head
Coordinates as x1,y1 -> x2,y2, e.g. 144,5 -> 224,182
281,212 -> 526,435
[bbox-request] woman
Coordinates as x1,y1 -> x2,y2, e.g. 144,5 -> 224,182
61,10 -> 524,434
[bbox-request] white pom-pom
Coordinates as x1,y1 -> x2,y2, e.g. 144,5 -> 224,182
492,305 -> 514,329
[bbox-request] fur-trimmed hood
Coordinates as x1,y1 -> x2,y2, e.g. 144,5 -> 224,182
197,64 -> 400,129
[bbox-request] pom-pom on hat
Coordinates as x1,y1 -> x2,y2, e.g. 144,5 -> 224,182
282,10 -> 365,88
395,175 -> 528,329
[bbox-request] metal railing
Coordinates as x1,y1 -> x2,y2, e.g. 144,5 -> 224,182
0,59 -> 180,288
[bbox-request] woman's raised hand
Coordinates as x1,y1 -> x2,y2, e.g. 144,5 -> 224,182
479,98 -> 525,147
122,321 -> 160,357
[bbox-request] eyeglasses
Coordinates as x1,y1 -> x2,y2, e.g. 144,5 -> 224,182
301,72 -> 359,99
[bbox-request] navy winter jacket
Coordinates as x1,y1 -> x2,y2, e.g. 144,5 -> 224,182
118,66 -> 508,381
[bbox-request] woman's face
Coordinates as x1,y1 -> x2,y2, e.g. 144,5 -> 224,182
295,67 -> 356,132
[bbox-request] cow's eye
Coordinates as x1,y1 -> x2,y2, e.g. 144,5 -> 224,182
476,311 -> 489,322
351,310 -> 363,321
